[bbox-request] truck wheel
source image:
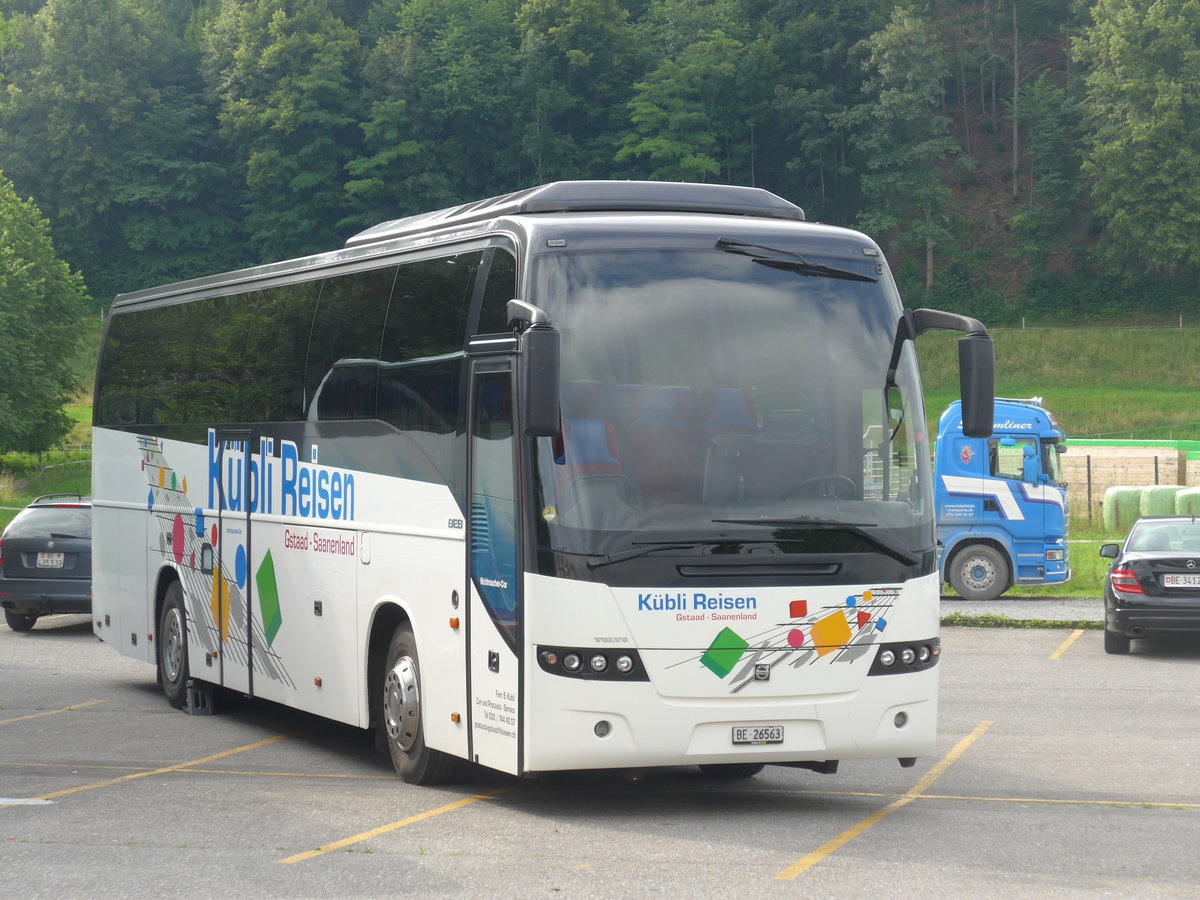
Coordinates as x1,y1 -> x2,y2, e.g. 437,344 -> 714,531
158,581 -> 189,708
4,610 -> 38,632
381,623 -> 461,785
948,545 -> 1009,601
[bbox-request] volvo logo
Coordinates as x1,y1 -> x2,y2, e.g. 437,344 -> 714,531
754,664 -> 771,682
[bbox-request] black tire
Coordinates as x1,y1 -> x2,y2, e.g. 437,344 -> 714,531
947,544 -> 1010,601
4,610 -> 38,632
698,763 -> 765,779
1104,628 -> 1132,655
157,581 -> 189,708
381,623 -> 460,785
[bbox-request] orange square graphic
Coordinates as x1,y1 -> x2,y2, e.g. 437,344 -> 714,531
810,611 -> 852,657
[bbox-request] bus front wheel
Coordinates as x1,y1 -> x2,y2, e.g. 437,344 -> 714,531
382,623 -> 460,785
158,581 -> 189,708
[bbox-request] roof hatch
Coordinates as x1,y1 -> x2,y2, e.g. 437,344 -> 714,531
345,180 -> 805,248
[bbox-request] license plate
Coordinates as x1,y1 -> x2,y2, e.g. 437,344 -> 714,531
1163,573 -> 1200,588
36,552 -> 64,569
732,725 -> 784,745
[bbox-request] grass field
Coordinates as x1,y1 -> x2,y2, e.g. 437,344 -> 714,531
919,326 -> 1200,441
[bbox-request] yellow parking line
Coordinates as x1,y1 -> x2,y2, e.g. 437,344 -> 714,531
0,699 -> 105,726
0,731 -> 301,807
277,787 -> 511,864
1049,629 -> 1084,660
774,720 -> 993,880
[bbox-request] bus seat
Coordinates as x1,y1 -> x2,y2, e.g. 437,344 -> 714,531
624,386 -> 702,503
699,387 -> 758,434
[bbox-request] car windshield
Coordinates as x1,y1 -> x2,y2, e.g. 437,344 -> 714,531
526,245 -> 932,567
5,506 -> 91,540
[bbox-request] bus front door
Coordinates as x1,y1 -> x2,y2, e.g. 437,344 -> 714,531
466,362 -> 521,776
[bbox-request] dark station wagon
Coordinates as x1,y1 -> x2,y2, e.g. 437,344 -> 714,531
1100,515 -> 1200,654
0,494 -> 92,632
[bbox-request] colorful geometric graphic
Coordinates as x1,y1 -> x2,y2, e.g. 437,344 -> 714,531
809,610 -> 853,657
699,627 -> 750,678
138,434 -> 294,689
690,585 -> 901,691
256,550 -> 282,646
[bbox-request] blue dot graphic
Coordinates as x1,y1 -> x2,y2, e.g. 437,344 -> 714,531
235,545 -> 248,589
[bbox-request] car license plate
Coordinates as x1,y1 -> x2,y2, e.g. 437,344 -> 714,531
1163,573 -> 1200,588
732,725 -> 784,745
37,552 -> 64,569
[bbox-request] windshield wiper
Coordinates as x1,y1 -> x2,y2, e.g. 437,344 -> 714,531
712,518 -> 920,566
584,542 -> 700,570
716,237 -> 876,283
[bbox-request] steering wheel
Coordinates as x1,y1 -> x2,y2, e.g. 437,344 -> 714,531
782,474 -> 857,500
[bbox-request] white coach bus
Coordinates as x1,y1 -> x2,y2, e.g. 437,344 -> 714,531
91,181 -> 994,784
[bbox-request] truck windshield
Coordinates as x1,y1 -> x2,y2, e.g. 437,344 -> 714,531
527,245 -> 933,574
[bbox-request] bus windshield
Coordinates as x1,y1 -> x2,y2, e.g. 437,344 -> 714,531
529,245 -> 932,571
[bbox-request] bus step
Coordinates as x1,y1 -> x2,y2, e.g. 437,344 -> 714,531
184,681 -> 214,716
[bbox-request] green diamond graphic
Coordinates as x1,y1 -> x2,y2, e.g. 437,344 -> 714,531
699,627 -> 749,678
256,550 -> 282,646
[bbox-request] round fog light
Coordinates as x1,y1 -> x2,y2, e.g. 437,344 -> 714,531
594,720 -> 611,737
589,654 -> 608,672
894,711 -> 908,728
563,652 -> 582,672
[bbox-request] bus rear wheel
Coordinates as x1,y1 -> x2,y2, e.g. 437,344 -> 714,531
158,581 -> 189,708
947,545 -> 1009,602
382,623 -> 460,785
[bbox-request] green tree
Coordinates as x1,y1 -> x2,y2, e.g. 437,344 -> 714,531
514,0 -> 643,179
616,30 -> 755,182
0,0 -> 241,301
346,0 -> 522,226
842,6 -> 963,289
0,171 -> 88,452
760,0 -> 892,224
201,0 -> 362,261
1073,0 -> 1200,276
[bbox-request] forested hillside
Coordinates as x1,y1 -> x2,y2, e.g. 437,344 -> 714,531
1,0 -> 1196,321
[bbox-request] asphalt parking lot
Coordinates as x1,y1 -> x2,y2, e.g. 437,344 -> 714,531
3,611 -> 1199,898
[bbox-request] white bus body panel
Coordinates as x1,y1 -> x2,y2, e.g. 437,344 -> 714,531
522,572 -> 939,771
93,427 -> 469,736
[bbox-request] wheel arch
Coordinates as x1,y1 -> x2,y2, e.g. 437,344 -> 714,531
152,563 -> 183,640
941,534 -> 1014,583
366,600 -> 412,731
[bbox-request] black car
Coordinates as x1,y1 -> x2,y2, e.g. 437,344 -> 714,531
0,494 -> 91,632
1100,515 -> 1200,654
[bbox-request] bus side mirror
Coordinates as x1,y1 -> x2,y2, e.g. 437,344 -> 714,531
507,300 -> 561,438
957,332 -> 994,439
895,308 -> 994,439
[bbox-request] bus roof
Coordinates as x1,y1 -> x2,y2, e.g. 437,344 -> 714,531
343,181 -> 805,248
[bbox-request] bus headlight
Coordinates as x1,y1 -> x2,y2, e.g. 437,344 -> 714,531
536,646 -> 649,681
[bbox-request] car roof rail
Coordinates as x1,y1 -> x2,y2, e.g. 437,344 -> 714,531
31,493 -> 88,504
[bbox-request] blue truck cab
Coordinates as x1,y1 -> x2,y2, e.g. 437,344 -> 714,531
935,397 -> 1070,600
